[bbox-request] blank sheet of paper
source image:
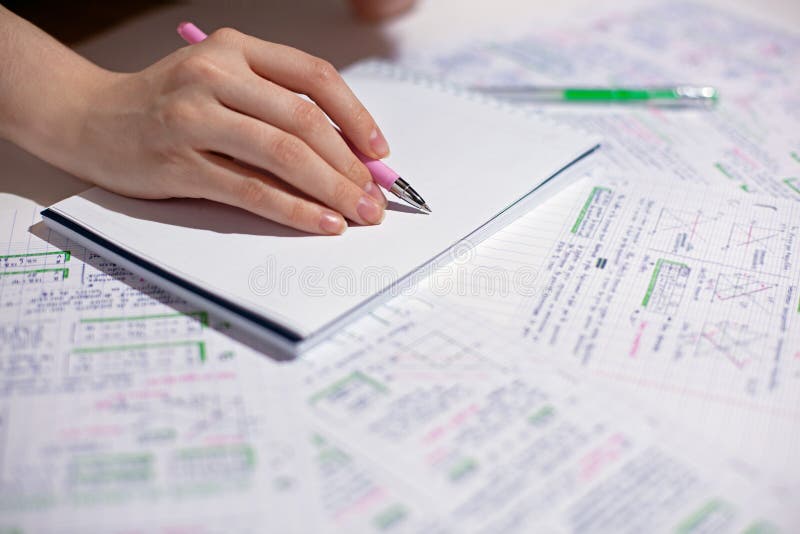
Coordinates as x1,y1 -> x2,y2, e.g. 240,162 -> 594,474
44,63 -> 600,348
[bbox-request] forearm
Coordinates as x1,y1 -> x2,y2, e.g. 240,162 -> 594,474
0,5 -> 111,171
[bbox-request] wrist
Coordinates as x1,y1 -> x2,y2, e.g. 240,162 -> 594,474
17,64 -> 119,178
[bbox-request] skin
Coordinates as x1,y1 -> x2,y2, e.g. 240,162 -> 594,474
0,1 -> 416,235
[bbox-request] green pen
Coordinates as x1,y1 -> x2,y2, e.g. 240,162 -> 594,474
471,85 -> 719,107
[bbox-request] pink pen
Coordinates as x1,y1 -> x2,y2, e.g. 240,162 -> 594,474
176,22 -> 431,213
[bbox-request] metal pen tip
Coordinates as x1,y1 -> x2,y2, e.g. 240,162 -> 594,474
389,177 -> 431,214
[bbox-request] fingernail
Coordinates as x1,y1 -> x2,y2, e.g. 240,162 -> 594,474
319,211 -> 346,235
364,181 -> 387,207
357,195 -> 385,225
369,128 -> 390,158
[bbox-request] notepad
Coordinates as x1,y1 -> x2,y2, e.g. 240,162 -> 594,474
42,62 -> 600,356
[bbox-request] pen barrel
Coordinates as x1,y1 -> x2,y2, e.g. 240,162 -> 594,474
475,87 -> 564,102
472,85 -> 718,107
563,88 -> 672,101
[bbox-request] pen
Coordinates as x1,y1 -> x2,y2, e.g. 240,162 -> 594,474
176,22 -> 431,213
470,85 -> 718,107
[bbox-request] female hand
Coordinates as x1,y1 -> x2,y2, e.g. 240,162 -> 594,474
0,7 -> 388,235
83,29 -> 391,234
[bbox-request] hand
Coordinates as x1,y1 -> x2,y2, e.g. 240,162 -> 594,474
81,28 -> 394,234
1,9 -> 391,234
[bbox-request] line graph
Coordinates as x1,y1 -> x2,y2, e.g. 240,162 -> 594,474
650,208 -> 723,253
713,272 -> 778,314
694,320 -> 769,370
723,222 -> 783,253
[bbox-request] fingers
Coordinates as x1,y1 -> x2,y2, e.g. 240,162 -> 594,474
219,31 -> 390,160
197,153 -> 348,235
203,107 -> 386,226
214,73 -> 386,206
167,29 -> 390,230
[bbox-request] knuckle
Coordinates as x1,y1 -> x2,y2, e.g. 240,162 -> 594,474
176,54 -> 224,84
286,199 -> 307,225
237,178 -> 272,208
346,158 -> 370,185
155,148 -> 192,187
329,178 -> 352,205
209,27 -> 242,45
161,98 -> 198,131
310,58 -> 339,86
269,134 -> 306,167
291,100 -> 325,131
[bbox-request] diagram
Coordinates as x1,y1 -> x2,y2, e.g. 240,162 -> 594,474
723,222 -> 783,253
641,259 -> 690,316
694,320 -> 769,370
712,271 -> 779,314
650,208 -> 723,253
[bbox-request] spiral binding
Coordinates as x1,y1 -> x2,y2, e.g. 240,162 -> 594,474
344,60 -> 599,142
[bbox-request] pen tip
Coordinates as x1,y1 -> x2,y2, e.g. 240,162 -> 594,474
421,203 -> 432,213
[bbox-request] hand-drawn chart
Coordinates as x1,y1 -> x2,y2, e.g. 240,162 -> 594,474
723,223 -> 784,252
641,259 -> 691,316
712,271 -> 780,315
694,320 -> 769,370
649,208 -> 724,254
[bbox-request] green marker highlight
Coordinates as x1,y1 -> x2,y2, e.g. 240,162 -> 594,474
784,177 -> 800,195
572,186 -> 611,234
472,85 -> 718,107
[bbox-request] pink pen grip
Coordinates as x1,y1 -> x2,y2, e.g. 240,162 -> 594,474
353,149 -> 400,190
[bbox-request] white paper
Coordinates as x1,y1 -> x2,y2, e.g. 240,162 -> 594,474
296,293 -> 793,532
3,193 -> 792,531
389,0 -> 800,495
0,195 -> 319,532
46,65 -> 599,339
